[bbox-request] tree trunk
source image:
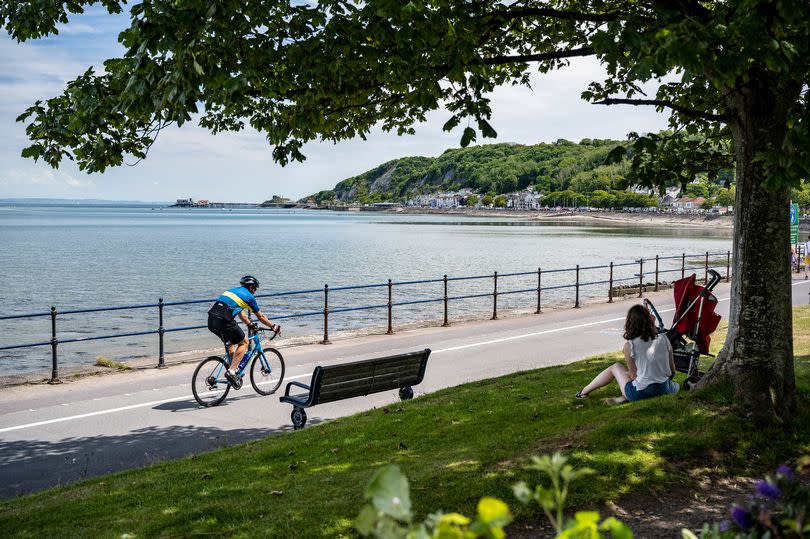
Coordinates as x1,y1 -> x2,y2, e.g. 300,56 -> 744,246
699,76 -> 797,423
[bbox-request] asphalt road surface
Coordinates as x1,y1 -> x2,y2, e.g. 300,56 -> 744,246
2,280 -> 808,498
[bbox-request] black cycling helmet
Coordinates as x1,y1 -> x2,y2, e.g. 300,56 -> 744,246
240,275 -> 259,289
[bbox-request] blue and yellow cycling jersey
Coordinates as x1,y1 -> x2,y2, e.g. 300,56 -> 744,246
214,286 -> 261,319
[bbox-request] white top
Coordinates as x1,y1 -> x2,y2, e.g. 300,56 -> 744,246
628,334 -> 672,391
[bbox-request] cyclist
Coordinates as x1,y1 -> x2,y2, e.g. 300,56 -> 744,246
207,276 -> 281,385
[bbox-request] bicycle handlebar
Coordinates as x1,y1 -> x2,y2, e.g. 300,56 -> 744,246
250,326 -> 278,341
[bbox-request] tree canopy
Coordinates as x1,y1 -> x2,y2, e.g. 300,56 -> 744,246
3,1 -> 804,181
3,0 -> 809,422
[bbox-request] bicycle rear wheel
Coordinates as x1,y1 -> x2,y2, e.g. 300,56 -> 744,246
250,347 -> 285,395
192,356 -> 231,407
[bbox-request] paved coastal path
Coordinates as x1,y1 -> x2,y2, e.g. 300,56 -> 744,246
1,281 -> 808,498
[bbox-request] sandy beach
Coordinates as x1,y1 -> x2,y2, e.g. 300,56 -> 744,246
390,207 -> 734,229
531,210 -> 734,229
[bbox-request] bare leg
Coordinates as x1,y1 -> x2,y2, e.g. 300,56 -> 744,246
579,363 -> 632,397
228,338 -> 249,373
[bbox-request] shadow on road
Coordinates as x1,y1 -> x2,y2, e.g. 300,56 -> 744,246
0,423 -> 287,499
153,400 -> 203,411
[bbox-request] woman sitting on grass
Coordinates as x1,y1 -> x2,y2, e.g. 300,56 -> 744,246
576,304 -> 679,405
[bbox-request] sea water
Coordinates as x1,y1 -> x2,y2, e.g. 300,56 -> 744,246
0,205 -> 732,373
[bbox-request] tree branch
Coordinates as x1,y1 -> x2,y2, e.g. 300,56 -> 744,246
481,46 -> 595,65
651,0 -> 712,23
486,7 -> 620,23
594,98 -> 725,122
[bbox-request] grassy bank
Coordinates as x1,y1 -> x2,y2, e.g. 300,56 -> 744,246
3,308 -> 810,538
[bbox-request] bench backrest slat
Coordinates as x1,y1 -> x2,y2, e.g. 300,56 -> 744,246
311,349 -> 429,406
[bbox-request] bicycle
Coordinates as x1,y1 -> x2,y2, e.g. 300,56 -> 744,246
192,324 -> 285,407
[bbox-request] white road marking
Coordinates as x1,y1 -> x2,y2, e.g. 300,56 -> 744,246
0,372 -> 310,434
2,284 -> 807,435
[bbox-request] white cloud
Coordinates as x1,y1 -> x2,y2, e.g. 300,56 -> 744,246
55,22 -> 105,35
0,168 -> 93,188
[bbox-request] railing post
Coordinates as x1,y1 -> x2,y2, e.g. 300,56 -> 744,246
442,274 -> 449,327
681,253 -> 686,279
608,262 -> 614,303
536,267 -> 542,314
638,258 -> 644,298
574,264 -> 580,308
491,271 -> 498,320
157,297 -> 166,368
321,284 -> 331,345
726,250 -> 731,282
705,251 -> 709,284
386,279 -> 393,335
654,255 -> 659,292
49,306 -> 60,384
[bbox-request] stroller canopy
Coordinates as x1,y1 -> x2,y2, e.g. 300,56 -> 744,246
672,274 -> 721,354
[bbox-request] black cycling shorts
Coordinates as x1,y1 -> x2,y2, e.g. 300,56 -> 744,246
207,310 -> 245,345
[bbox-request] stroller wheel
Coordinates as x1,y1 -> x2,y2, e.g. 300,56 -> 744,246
684,372 -> 703,391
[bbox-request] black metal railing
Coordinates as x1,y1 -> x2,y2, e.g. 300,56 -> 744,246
0,251 -> 732,383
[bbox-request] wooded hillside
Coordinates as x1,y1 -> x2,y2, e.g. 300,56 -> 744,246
308,139 -> 631,204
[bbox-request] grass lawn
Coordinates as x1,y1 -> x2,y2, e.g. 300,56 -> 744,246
2,307 -> 810,538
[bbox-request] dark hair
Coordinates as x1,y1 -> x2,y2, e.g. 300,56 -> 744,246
623,304 -> 657,341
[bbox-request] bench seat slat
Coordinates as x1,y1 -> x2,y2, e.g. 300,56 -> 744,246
320,363 -> 423,386
317,374 -> 420,403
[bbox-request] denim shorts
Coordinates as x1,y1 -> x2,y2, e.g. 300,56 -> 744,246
624,379 -> 679,402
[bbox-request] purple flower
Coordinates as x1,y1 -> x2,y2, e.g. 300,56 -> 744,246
755,480 -> 781,500
719,520 -> 730,532
731,505 -> 754,530
776,464 -> 795,482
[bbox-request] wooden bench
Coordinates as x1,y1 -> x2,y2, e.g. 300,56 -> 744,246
279,348 -> 431,430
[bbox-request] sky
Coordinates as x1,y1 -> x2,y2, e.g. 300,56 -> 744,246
0,7 -> 672,203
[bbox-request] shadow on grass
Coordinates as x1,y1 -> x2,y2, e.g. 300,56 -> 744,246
0,423 -> 286,499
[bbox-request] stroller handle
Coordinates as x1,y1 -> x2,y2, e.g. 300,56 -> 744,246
706,269 -> 722,292
643,298 -> 666,332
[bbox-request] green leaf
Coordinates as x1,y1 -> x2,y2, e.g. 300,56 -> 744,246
680,529 -> 699,539
460,127 -> 476,147
574,511 -> 600,527
440,513 -> 471,528
605,145 -> 627,164
442,115 -> 460,132
512,482 -> 532,504
478,119 -> 497,139
364,465 -> 412,522
20,145 -> 43,159
534,487 -> 555,511
477,497 -> 510,525
356,504 -> 379,536
601,516 -> 633,539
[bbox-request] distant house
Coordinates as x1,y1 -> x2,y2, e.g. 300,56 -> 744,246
506,190 -> 542,210
660,194 -> 677,209
672,196 -> 707,211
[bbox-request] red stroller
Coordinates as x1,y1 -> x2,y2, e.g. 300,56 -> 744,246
644,269 -> 723,390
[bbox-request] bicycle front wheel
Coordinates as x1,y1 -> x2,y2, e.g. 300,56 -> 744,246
192,356 -> 231,407
250,347 -> 285,396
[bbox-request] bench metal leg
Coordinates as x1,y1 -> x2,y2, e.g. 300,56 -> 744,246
399,386 -> 414,401
291,407 -> 307,430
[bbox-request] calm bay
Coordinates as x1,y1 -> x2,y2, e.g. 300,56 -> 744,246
0,205 -> 732,374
